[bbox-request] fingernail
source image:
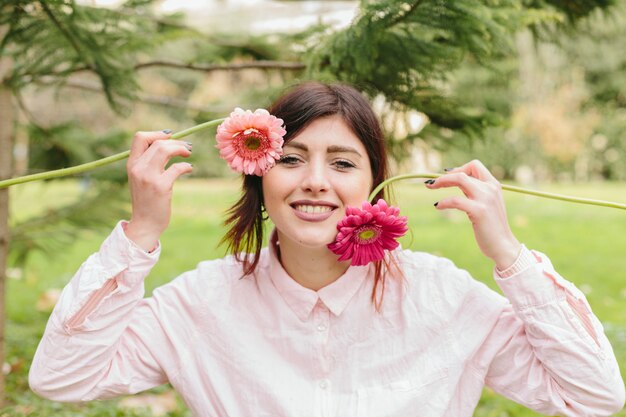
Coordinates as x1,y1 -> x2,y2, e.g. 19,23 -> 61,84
185,141 -> 193,146
434,202 -> 439,207
162,129 -> 172,134
443,167 -> 454,172
425,179 -> 436,185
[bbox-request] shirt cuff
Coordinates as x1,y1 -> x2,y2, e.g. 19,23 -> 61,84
120,221 -> 160,254
494,244 -> 536,278
97,221 -> 161,287
494,248 -> 585,310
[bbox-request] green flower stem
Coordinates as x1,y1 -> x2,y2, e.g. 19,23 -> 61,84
369,173 -> 626,211
0,118 -> 225,189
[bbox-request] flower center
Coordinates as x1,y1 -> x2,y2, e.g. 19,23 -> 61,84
354,225 -> 381,244
233,128 -> 270,158
244,136 -> 261,150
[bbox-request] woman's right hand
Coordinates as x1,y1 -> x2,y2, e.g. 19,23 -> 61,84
124,130 -> 193,251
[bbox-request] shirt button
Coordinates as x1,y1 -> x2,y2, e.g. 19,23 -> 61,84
317,323 -> 327,332
319,380 -> 329,389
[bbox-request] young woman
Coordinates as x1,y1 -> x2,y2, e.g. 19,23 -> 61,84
30,82 -> 624,416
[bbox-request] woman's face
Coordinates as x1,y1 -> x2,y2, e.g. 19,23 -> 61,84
262,115 -> 373,250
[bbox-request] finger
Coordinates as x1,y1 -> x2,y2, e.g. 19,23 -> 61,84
434,195 -> 479,215
161,162 -> 193,186
128,130 -> 173,165
425,172 -> 481,198
447,160 -> 497,183
141,140 -> 193,172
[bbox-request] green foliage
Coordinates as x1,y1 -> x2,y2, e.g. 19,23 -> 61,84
196,34 -> 286,63
0,0 -> 191,113
27,123 -> 129,182
304,0 -> 615,147
543,0 -> 626,101
445,1 -> 626,180
5,123 -> 132,265
524,0 -> 616,21
307,1 -> 522,135
9,182 -> 128,266
0,0 -> 194,268
589,108 -> 626,180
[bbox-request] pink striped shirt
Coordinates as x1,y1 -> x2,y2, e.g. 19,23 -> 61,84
29,221 -> 625,416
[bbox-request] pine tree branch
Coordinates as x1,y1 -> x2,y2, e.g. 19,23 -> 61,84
79,4 -> 199,34
134,59 -> 306,72
0,5 -> 23,55
386,0 -> 424,28
35,77 -> 226,113
38,1 -> 93,71
20,59 -> 305,80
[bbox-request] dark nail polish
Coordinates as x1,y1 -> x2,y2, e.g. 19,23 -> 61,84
443,167 -> 454,172
162,129 -> 173,134
434,202 -> 439,207
425,179 -> 436,185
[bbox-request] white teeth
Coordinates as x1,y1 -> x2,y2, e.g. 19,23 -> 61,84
294,205 -> 332,214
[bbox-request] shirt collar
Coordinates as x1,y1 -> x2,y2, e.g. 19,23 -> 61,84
267,230 -> 370,321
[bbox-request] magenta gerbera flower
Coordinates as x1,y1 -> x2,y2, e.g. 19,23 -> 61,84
216,108 -> 286,176
327,199 -> 408,266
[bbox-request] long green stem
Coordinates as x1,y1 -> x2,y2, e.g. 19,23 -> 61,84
0,118 -> 224,189
368,173 -> 626,211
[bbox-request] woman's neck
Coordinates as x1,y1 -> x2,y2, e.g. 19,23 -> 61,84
275,233 -> 349,291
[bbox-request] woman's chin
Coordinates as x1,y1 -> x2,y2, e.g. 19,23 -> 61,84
291,235 -> 337,251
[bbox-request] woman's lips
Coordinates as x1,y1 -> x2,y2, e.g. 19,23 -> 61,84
290,201 -> 337,222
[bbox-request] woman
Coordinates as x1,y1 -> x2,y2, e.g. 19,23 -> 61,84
30,82 -> 624,416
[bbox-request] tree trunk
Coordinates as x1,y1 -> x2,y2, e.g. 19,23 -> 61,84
0,45 -> 15,407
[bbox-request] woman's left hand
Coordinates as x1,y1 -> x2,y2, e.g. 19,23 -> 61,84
425,160 -> 521,270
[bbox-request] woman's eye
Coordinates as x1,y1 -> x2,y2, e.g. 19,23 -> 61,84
278,155 -> 301,166
334,159 -> 356,170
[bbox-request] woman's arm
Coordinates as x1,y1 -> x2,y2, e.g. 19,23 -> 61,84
426,160 -> 625,414
473,247 -> 625,415
30,130 -> 194,401
29,222 -> 169,401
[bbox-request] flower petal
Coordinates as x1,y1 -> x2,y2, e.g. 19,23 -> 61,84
216,108 -> 286,177
328,198 -> 408,266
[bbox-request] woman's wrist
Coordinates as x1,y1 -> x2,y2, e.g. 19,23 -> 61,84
123,220 -> 162,253
492,240 -> 523,271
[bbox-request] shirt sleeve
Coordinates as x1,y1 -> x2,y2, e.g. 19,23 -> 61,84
475,245 -> 625,416
28,221 -> 183,402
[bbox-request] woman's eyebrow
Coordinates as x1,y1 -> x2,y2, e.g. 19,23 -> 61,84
327,145 -> 362,157
284,141 -> 308,151
285,141 -> 362,157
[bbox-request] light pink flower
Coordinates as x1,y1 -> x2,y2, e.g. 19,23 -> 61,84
216,108 -> 286,176
328,199 -> 408,266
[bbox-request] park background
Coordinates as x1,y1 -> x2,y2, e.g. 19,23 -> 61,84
1,0 -> 625,415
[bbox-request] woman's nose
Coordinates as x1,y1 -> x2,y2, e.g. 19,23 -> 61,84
300,161 -> 330,193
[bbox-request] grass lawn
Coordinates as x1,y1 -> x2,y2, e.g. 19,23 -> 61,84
3,178 -> 626,416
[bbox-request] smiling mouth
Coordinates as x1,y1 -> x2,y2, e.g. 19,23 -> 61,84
293,204 -> 334,214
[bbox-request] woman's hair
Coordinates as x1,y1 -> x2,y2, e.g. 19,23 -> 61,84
221,81 -> 394,308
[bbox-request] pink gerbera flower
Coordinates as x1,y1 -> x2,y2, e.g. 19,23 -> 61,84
216,108 -> 286,176
328,199 -> 408,266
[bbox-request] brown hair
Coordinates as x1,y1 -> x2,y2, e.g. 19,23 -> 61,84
222,81 -> 394,307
